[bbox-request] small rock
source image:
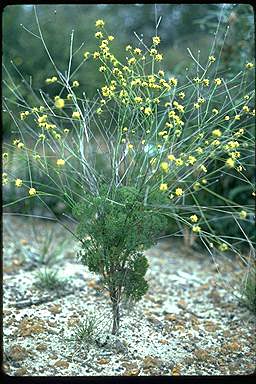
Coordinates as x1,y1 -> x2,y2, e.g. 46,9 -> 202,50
9,345 -> 29,361
67,316 -> 80,327
164,314 -> 176,321
15,367 -> 27,376
122,362 -> 138,370
194,349 -> 211,361
97,358 -> 110,365
171,365 -> 181,375
113,339 -> 128,354
177,300 -> 187,309
142,356 -> 162,369
159,339 -> 169,345
49,304 -> 62,315
49,354 -> 58,360
147,315 -> 162,326
18,318 -> 46,336
54,360 -> 69,369
36,343 -> 47,351
20,239 -> 28,245
123,368 -> 140,376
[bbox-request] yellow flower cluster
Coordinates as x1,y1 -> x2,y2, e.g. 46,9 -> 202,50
45,76 -> 58,84
95,19 -> 105,28
15,178 -> 23,187
56,159 -> 65,166
54,96 -> 65,109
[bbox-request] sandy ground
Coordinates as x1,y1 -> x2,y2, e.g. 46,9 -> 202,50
3,215 -> 255,376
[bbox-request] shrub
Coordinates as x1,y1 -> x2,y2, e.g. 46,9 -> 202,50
2,8 -> 255,334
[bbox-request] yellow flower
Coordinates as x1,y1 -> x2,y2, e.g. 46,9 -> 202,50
245,62 -> 254,69
234,114 -> 240,120
152,36 -> 161,45
175,158 -> 184,166
144,107 -> 152,116
160,162 -> 169,173
196,147 -> 203,155
38,115 -> 48,124
15,178 -> 23,187
193,77 -> 201,84
54,97 -> 65,109
45,76 -> 57,84
175,188 -> 183,197
2,176 -> 8,185
209,55 -> 216,63
67,93 -> 73,100
203,79 -> 209,86
158,70 -> 164,77
242,105 -> 250,113
72,111 -> 81,119
29,187 -> 37,196
134,96 -> 143,103
64,128 -> 69,134
72,80 -> 79,87
150,48 -> 157,56
226,158 -> 235,168
155,54 -> 163,62
187,155 -> 197,165
95,31 -> 103,39
128,57 -> 136,65
134,48 -> 142,55
17,142 -> 24,149
20,111 -> 29,120
93,51 -> 100,59
2,152 -> 8,160
212,129 -> 222,137
178,92 -> 185,99
108,35 -> 114,41
169,77 -> 178,86
194,103 -> 200,109
230,151 -> 240,159
126,45 -> 132,51
234,128 -> 244,137
95,19 -> 105,28
128,143 -> 134,150
190,215 -> 198,223
83,51 -> 90,59
53,132 -> 61,140
193,182 -> 201,191
212,108 -> 219,115
192,225 -> 201,233
219,243 -> 228,252
200,165 -> 207,173
159,183 -> 168,192
214,78 -> 222,86
56,159 -> 65,166
239,210 -> 247,219
168,154 -> 175,161
39,134 -> 45,140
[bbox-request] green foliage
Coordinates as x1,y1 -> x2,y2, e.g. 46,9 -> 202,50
71,316 -> 97,345
242,268 -> 256,314
35,268 -> 66,290
73,184 -> 168,304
